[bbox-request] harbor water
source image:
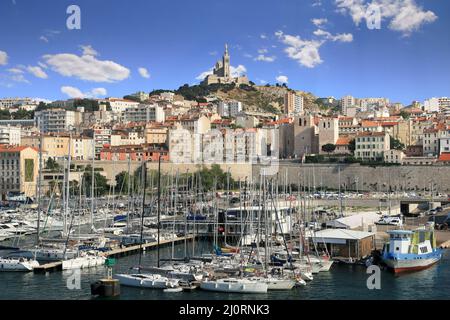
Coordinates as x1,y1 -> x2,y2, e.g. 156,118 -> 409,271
1,242 -> 450,300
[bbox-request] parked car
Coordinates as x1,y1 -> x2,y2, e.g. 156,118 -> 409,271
428,214 -> 450,230
375,215 -> 403,226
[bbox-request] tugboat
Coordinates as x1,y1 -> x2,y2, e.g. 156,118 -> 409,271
381,227 -> 442,273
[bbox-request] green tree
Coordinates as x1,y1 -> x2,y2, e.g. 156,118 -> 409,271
321,143 -> 336,154
399,110 -> 410,119
46,157 -> 60,171
349,139 -> 356,152
390,136 -> 405,150
83,166 -> 110,196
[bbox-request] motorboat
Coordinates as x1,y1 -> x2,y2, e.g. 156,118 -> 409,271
200,278 -> 268,293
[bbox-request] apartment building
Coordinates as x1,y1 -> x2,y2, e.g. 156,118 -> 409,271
218,101 -> 243,118
0,125 -> 21,145
354,132 -> 390,161
123,104 -> 165,123
284,92 -> 303,115
0,145 -> 39,199
35,109 -> 78,133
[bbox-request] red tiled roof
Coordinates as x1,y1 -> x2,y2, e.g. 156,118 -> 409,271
438,153 -> 450,162
0,145 -> 38,153
336,136 -> 351,145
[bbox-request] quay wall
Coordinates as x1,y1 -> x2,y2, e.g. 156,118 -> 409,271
71,160 -> 450,192
252,163 -> 450,193
72,160 -> 253,185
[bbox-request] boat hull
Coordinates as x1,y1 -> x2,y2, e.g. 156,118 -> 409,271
200,280 -> 268,293
382,250 -> 442,273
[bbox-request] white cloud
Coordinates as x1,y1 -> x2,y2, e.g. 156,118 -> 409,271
335,0 -> 437,35
11,74 -> 30,84
138,67 -> 150,79
80,45 -> 98,57
39,30 -> 60,43
90,88 -> 107,97
276,75 -> 288,83
7,68 -> 24,74
0,51 -> 8,65
43,49 -> 130,83
61,86 -> 107,99
258,79 -> 267,85
312,18 -> 328,27
313,29 -> 353,42
230,65 -> 247,77
243,53 -> 253,58
258,48 -> 268,54
209,51 -> 218,56
255,54 -> 276,62
196,69 -> 213,80
196,65 -> 247,80
260,34 -> 267,39
276,31 -> 324,68
27,66 -> 48,79
312,0 -> 322,7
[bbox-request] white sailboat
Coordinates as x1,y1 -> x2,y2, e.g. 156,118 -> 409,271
0,257 -> 39,272
200,278 -> 268,294
114,273 -> 179,289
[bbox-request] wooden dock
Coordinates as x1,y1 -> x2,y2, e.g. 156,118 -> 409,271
105,235 -> 195,258
32,235 -> 195,273
33,261 -> 63,273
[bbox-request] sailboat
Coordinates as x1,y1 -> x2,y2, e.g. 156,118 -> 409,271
0,257 -> 39,272
114,157 -> 181,290
200,278 -> 268,293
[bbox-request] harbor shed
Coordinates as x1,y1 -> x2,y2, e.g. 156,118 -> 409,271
308,229 -> 375,261
325,212 -> 381,230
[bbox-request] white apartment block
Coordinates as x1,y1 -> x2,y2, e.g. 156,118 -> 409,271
104,98 -> 139,114
384,149 -> 405,164
0,125 -> 21,145
160,92 -> 175,102
218,101 -> 242,118
72,136 -> 94,160
35,109 -> 77,133
354,132 -> 390,161
0,97 -> 36,109
439,136 -> 450,154
340,95 -> 356,115
423,97 -> 450,113
123,104 -> 165,123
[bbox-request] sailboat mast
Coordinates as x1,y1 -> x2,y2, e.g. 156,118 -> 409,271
90,131 -> 95,230
64,133 -> 72,237
157,155 -> 161,268
138,160 -> 147,272
36,129 -> 43,245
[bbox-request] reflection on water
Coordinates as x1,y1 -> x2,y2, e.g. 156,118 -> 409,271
1,244 -> 449,300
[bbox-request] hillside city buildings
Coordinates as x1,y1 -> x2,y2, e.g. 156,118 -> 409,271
0,46 -> 449,200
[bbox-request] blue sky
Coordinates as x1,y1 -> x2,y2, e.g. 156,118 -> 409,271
0,0 -> 449,104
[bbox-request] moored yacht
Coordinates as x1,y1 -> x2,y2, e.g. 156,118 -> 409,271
200,278 -> 268,293
0,257 -> 39,272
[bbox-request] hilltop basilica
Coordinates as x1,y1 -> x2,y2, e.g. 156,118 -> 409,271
202,44 -> 250,86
